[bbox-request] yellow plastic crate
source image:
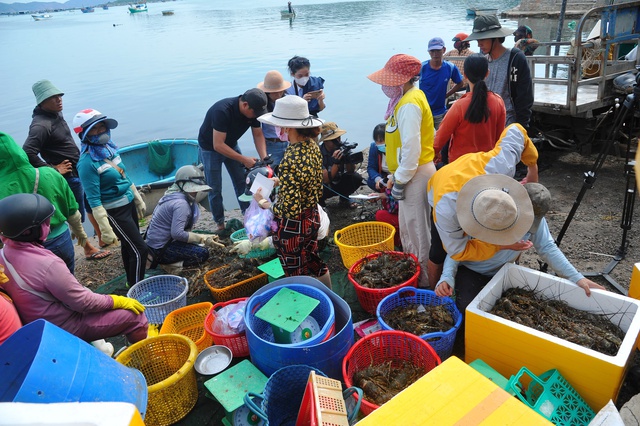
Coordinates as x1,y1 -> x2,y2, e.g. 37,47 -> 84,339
159,302 -> 214,353
334,221 -> 395,269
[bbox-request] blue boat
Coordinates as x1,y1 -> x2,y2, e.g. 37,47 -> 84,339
80,7 -> 95,13
117,139 -> 206,212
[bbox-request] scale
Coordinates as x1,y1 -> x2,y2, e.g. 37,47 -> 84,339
204,359 -> 268,426
255,287 -> 320,344
257,258 -> 285,283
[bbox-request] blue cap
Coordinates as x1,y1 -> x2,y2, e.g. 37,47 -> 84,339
428,37 -> 445,50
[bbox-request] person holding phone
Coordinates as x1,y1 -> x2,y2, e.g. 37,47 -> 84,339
286,56 -> 326,116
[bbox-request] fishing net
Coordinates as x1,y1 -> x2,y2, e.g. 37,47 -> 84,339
148,141 -> 175,176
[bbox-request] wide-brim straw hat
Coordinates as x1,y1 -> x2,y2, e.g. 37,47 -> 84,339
318,122 -> 347,143
257,70 -> 291,93
367,54 -> 422,86
465,15 -> 514,41
456,174 -> 534,245
258,95 -> 324,128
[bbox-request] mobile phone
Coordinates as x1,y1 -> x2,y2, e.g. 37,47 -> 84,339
307,90 -> 322,98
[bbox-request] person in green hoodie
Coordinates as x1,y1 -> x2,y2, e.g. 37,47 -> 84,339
0,132 -> 89,274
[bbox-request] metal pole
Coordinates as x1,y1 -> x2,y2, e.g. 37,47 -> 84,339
552,0 -> 569,77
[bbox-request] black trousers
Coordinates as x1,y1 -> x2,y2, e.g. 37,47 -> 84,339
106,202 -> 148,286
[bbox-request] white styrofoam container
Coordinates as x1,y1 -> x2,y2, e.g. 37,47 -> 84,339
465,263 -> 640,411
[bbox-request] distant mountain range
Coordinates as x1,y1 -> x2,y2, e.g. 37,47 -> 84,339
0,0 -> 123,13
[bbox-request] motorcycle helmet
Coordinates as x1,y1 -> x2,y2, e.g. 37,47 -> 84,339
238,166 -> 274,202
72,108 -> 118,143
0,193 -> 55,242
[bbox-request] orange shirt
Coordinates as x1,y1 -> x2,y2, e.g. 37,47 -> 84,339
0,292 -> 21,345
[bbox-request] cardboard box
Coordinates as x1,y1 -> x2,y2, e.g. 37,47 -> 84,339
356,356 -> 552,425
465,264 -> 640,411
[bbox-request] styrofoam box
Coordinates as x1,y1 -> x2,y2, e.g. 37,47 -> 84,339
465,263 -> 640,412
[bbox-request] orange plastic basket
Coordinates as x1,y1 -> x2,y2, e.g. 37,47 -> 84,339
334,222 -> 396,269
203,297 -> 250,358
348,251 -> 420,314
342,330 -> 441,416
159,302 -> 214,353
204,265 -> 268,302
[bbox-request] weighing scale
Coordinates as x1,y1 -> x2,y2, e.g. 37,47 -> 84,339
257,258 -> 285,282
204,360 -> 268,426
255,287 -> 320,344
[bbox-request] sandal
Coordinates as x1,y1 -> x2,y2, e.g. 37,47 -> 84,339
85,250 -> 112,261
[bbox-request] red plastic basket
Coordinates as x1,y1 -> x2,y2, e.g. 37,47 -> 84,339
203,297 -> 249,358
348,251 -> 420,315
342,330 -> 441,416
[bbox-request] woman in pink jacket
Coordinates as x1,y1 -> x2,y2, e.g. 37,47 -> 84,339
0,193 -> 148,349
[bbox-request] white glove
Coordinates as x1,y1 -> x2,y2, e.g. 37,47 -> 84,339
67,210 -> 88,247
257,236 -> 273,251
230,239 -> 253,255
204,235 -> 225,248
92,206 -> 118,245
130,185 -> 146,218
187,232 -> 205,245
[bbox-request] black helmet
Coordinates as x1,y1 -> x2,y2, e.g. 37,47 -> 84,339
238,166 -> 274,202
0,193 -> 55,241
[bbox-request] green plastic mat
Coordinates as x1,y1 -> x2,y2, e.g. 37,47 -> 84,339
204,360 -> 268,414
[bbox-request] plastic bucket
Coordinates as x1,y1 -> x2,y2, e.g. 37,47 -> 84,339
0,319 -> 148,418
247,276 -> 354,381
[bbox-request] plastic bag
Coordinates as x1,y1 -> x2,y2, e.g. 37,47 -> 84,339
318,204 -> 330,240
243,199 -> 277,241
211,300 -> 247,335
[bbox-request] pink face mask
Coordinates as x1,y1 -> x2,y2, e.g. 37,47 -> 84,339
275,126 -> 289,142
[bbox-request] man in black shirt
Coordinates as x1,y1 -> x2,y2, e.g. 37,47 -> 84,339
198,88 -> 268,230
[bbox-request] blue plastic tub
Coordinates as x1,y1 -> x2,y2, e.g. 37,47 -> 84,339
376,287 -> 462,360
246,276 -> 354,381
246,284 -> 335,347
0,319 -> 148,418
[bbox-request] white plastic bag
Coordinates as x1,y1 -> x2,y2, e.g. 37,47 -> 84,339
211,300 -> 247,335
318,204 -> 330,240
243,199 -> 277,241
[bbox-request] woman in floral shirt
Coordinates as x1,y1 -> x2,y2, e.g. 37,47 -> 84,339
253,96 -> 331,288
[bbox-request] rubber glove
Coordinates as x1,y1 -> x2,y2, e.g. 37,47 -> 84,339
391,182 -> 406,200
110,295 -> 145,314
203,235 -> 225,248
67,210 -> 88,247
92,205 -> 118,245
187,232 -> 206,245
257,236 -> 273,251
130,185 -> 146,218
147,324 -> 159,338
230,239 -> 253,255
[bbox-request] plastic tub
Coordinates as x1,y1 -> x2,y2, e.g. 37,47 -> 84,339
247,276 -> 354,381
0,319 -> 148,418
126,275 -> 188,324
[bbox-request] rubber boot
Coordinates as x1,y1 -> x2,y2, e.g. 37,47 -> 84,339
427,259 -> 443,290
91,339 -> 114,357
317,271 -> 332,289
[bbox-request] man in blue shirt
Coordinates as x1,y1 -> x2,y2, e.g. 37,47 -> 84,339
197,88 -> 268,230
419,37 -> 465,130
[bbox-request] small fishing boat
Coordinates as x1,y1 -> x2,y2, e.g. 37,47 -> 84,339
31,13 -> 53,20
466,7 -> 498,16
102,5 -> 109,10
80,7 -> 95,13
162,9 -> 174,15
128,3 -> 148,13
280,10 -> 295,18
118,139 -> 206,212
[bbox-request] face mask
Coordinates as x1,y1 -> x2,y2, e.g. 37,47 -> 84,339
294,76 -> 310,87
195,191 -> 208,203
377,144 -> 386,153
38,220 -> 51,243
381,85 -> 403,99
275,126 -> 289,142
87,130 -> 111,145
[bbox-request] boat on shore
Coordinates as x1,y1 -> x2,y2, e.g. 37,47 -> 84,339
102,5 -> 109,10
128,3 -> 148,13
31,13 -> 53,20
80,7 -> 95,13
162,9 -> 174,15
466,7 -> 498,16
118,139 -> 207,212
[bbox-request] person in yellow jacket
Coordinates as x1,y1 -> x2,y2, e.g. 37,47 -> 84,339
368,54 -> 436,287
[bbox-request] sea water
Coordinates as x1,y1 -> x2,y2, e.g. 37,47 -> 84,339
1,0 -> 521,210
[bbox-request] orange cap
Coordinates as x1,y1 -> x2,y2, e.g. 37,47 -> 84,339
452,32 -> 469,42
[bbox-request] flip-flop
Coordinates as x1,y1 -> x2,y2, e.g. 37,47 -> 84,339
85,250 -> 112,261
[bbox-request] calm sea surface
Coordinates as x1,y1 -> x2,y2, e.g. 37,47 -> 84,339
1,0 -> 522,208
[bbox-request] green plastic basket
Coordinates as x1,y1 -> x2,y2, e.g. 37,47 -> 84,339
507,367 -> 595,425
229,228 -> 276,259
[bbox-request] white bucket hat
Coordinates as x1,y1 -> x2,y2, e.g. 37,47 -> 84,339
456,174 -> 534,245
258,96 -> 324,128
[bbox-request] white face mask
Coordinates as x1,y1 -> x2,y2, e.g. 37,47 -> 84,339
294,76 -> 310,87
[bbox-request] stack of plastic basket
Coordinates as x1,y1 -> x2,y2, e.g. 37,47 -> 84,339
334,222 -> 396,269
126,275 -> 188,325
116,334 -> 198,426
203,297 -> 250,358
342,330 -> 441,416
376,288 -> 462,360
230,228 -> 276,259
159,302 -> 214,353
348,251 -> 419,314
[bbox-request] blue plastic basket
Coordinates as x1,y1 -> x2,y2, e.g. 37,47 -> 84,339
246,284 -> 335,348
376,288 -> 462,360
230,228 -> 277,259
127,275 -> 188,324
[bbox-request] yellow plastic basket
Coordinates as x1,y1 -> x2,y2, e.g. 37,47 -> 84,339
116,334 -> 198,426
159,302 -> 214,353
334,222 -> 396,268
204,265 -> 269,302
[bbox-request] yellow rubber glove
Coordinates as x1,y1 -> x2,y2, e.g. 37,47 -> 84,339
92,205 -> 118,245
187,232 -> 206,245
110,295 -> 145,315
147,324 -> 159,338
67,210 -> 88,247
130,185 -> 146,219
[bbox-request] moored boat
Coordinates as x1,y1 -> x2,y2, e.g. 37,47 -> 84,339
162,9 -> 174,15
102,5 -> 109,10
80,7 -> 95,13
466,7 -> 498,16
118,139 -> 206,212
31,13 -> 53,20
280,10 -> 295,18
128,3 -> 148,13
